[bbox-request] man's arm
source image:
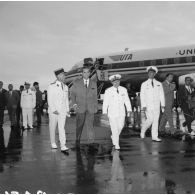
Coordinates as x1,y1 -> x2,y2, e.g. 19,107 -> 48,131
65,86 -> 70,113
48,85 -> 57,113
140,83 -> 146,110
102,89 -> 109,114
160,83 -> 165,111
70,81 -> 77,109
124,88 -> 132,112
94,82 -> 98,113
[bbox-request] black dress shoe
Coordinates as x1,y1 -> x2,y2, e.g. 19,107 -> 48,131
183,122 -> 187,127
61,150 -> 69,155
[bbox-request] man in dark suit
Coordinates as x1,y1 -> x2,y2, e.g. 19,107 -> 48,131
70,60 -> 98,146
5,84 -> 20,128
33,82 -> 43,126
0,81 -> 6,128
0,81 -> 6,151
159,73 -> 176,134
16,85 -> 24,127
178,77 -> 195,133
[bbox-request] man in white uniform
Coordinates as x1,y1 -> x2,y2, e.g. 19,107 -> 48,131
140,66 -> 165,142
103,74 -> 132,150
48,68 -> 70,153
21,82 -> 36,130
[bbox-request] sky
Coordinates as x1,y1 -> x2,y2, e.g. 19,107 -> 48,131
1,1 -> 195,90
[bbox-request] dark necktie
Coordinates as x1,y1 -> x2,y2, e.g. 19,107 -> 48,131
117,88 -> 119,94
61,83 -> 64,90
151,80 -> 154,87
85,80 -> 88,88
188,87 -> 191,93
27,90 -> 28,93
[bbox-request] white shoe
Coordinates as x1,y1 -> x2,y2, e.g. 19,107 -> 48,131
191,131 -> 195,136
152,138 -> 162,142
61,145 -> 69,151
51,143 -> 58,149
140,132 -> 145,139
115,145 -> 120,150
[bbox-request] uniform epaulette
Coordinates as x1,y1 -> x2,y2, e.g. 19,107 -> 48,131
50,81 -> 56,85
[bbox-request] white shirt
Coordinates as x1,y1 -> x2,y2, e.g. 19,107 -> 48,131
103,86 -> 132,117
140,79 -> 165,111
48,80 -> 69,114
83,79 -> 89,87
185,85 -> 192,93
21,89 -> 36,109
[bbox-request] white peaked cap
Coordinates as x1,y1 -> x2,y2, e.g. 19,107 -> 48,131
146,66 -> 158,73
109,74 -> 121,82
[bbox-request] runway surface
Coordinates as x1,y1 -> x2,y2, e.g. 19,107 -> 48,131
1,111 -> 195,193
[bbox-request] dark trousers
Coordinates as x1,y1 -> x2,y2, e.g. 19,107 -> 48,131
8,107 -> 17,126
76,112 -> 95,143
16,106 -> 22,126
159,107 -> 174,132
0,127 -> 5,150
36,107 -> 42,125
0,109 -> 4,127
182,105 -> 195,132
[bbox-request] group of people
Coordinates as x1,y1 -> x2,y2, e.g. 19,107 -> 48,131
1,58 -> 195,153
48,59 -> 195,155
0,81 -> 48,135
48,59 -> 98,154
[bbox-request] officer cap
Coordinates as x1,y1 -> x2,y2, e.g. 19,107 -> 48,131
24,82 -> 30,86
33,82 -> 39,86
109,74 -> 121,82
84,58 -> 93,65
54,68 -> 65,76
146,66 -> 158,73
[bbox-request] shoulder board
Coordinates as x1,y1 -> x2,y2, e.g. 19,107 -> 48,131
50,81 -> 56,85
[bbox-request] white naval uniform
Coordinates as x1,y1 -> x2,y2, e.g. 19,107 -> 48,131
103,86 -> 132,148
140,79 -> 165,139
21,89 -> 36,128
48,80 -> 69,149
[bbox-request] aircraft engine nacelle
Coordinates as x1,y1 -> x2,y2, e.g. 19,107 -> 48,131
179,73 -> 195,87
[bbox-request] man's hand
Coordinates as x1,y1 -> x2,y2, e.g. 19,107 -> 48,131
73,104 -> 78,111
127,111 -> 131,117
66,111 -> 70,117
161,107 -> 165,113
142,107 -> 147,112
53,110 -> 59,115
170,83 -> 176,91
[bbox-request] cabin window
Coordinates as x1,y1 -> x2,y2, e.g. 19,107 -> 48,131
156,59 -> 162,65
139,61 -> 144,67
174,58 -> 180,64
150,60 -> 156,66
167,58 -> 174,64
192,56 -> 195,62
144,60 -> 150,66
180,57 -> 186,64
107,64 -> 113,69
186,56 -> 192,63
130,61 -> 139,67
162,59 -> 167,65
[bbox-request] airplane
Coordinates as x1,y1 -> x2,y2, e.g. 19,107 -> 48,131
65,44 -> 195,94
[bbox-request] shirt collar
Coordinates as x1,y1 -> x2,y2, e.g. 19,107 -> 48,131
83,78 -> 89,82
185,85 -> 190,89
166,80 -> 170,85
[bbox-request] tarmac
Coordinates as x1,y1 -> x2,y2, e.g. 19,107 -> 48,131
1,111 -> 195,193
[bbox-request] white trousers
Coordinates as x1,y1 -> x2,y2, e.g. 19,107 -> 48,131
22,108 -> 33,128
49,113 -> 66,149
109,116 -> 125,148
141,110 -> 160,139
